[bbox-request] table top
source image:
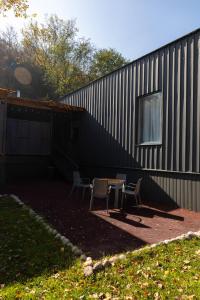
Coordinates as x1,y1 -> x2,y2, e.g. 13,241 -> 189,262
100,178 -> 125,186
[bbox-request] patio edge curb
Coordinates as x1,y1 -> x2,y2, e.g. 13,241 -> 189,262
3,194 -> 87,261
83,229 -> 200,276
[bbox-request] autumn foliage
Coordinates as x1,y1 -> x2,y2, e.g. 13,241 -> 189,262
0,0 -> 29,17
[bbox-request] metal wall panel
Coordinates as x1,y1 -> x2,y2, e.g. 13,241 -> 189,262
146,172 -> 200,212
6,118 -> 51,155
62,30 -> 200,211
62,30 -> 200,174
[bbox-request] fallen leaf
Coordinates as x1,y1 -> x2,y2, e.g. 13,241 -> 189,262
183,260 -> 190,264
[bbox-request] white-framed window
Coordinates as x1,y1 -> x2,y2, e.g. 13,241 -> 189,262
138,92 -> 162,145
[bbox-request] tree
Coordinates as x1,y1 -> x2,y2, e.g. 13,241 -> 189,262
0,27 -> 21,88
89,48 -> 128,79
0,16 -> 128,98
0,26 -> 19,48
21,15 -> 94,97
0,0 -> 29,17
0,26 -> 52,99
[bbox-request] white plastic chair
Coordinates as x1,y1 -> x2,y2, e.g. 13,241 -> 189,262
89,178 -> 111,213
68,171 -> 90,200
122,178 -> 143,208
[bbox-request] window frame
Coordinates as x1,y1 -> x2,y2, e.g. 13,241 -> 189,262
137,91 -> 163,146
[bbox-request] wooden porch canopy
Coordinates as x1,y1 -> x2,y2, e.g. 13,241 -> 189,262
0,88 -> 84,113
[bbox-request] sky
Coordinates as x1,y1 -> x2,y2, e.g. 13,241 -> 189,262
0,0 -> 200,61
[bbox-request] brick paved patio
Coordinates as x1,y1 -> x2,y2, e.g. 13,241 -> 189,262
2,179 -> 200,259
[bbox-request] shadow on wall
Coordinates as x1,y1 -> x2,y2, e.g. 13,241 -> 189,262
76,111 -> 180,212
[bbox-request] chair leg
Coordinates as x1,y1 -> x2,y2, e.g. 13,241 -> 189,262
82,187 -> 86,201
68,185 -> 75,199
123,193 -> 127,210
89,193 -> 94,210
138,194 -> 142,205
135,195 -> 140,207
106,196 -> 109,214
121,193 -> 124,209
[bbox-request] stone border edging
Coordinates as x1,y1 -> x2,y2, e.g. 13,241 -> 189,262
1,194 -> 199,277
0,194 -> 87,261
83,230 -> 200,276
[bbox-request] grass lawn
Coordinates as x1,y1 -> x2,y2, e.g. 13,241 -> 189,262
0,196 -> 200,300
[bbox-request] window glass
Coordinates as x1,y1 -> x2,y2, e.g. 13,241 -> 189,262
139,92 -> 162,144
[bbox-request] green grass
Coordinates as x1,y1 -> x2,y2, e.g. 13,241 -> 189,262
0,197 -> 200,299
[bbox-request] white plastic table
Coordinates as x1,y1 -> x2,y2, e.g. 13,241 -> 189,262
103,178 -> 125,208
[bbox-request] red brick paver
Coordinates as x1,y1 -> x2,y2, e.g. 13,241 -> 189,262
2,180 -> 200,259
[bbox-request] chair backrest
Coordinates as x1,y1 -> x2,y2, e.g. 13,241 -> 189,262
73,171 -> 81,185
135,178 -> 143,195
92,178 -> 109,199
116,173 -> 127,182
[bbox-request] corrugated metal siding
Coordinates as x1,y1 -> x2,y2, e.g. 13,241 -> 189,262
6,118 -> 51,155
62,30 -> 200,175
145,172 -> 200,212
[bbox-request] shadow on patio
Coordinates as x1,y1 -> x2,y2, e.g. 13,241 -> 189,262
2,179 -> 200,260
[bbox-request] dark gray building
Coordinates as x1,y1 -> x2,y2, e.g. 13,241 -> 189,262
0,90 -> 84,183
61,29 -> 200,212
